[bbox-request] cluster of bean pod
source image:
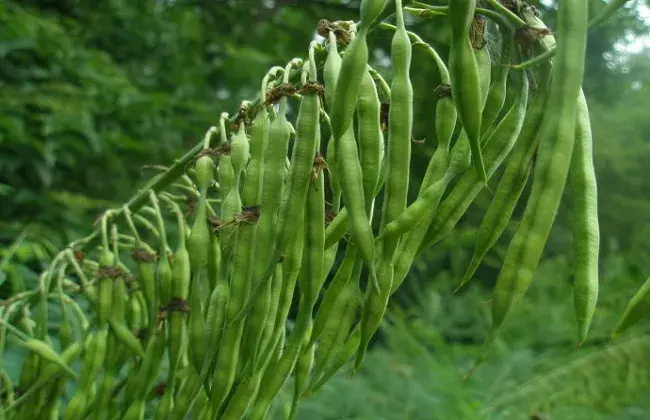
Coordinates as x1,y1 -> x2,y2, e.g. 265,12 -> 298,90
0,0 -> 631,418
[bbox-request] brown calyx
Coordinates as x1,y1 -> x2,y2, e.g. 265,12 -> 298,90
514,26 -> 553,49
434,84 -> 452,99
152,381 -> 167,397
317,19 -> 353,46
232,103 -> 251,129
97,266 -> 125,279
380,102 -> 390,131
165,297 -> 191,313
212,206 -> 261,232
264,83 -> 298,105
325,209 -> 335,226
469,15 -> 487,50
311,153 -> 328,181
299,82 -> 325,97
132,248 -> 158,263
73,250 -> 85,264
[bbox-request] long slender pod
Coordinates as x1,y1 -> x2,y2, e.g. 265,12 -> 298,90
357,67 -> 384,215
391,31 -> 493,293
448,1 -> 487,183
457,52 -> 549,291
570,90 -> 600,346
485,0 -> 589,358
356,0 -> 412,370
241,73 -> 273,368
237,60 -> 297,320
481,24 -> 513,137
236,50 -> 322,321
612,276 -> 650,337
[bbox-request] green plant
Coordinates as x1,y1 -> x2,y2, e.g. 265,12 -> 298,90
0,1 -> 639,418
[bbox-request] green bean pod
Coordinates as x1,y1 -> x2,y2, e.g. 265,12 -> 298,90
187,155 -> 215,374
15,316 -> 39,394
238,88 -> 273,372
259,263 -> 283,354
221,124 -> 248,260
16,339 -> 76,378
268,52 -> 321,288
329,0 -> 386,140
161,200 -> 189,405
247,316 -> 312,420
323,32 -> 343,212
474,26 -> 492,111
258,210 -> 306,370
97,249 -> 116,326
417,69 -> 531,257
217,118 -> 238,258
206,233 -> 223,294
126,290 -> 145,331
148,196 -> 174,315
242,81 -> 271,271
486,0 -> 588,353
43,370 -> 70,420
219,370 -> 264,420
96,273 -> 125,418
217,149 -> 235,216
154,390 -> 173,420
390,33 -> 492,289
288,336 -> 315,420
421,89 -> 455,191
124,327 -> 166,409
108,317 -> 145,358
323,31 -> 342,112
323,161 -> 387,249
64,328 -> 108,419
378,23 -> 455,193
336,100 -> 379,292
243,281 -> 271,371
311,245 -> 358,343
378,177 -> 449,240
63,395 -> 90,420
312,256 -> 361,383
125,206 -> 159,333
357,67 -> 383,214
236,54 -> 320,325
570,90 -> 599,345
93,371 -> 117,420
457,70 -> 548,290
209,233 -> 251,414
323,209 -> 347,250
308,325 -> 360,394
322,34 -> 379,292
243,67 -> 294,314
134,246 -> 157,324
357,0 -> 412,370
295,153 -> 326,336
170,202 -> 191,303
169,369 -> 199,420
6,340 -> 82,412
448,1 -> 487,183
207,124 -> 251,410
206,282 -> 230,358
122,400 -> 145,420
612,276 -> 650,336
481,26 -> 513,137
58,301 -> 73,352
